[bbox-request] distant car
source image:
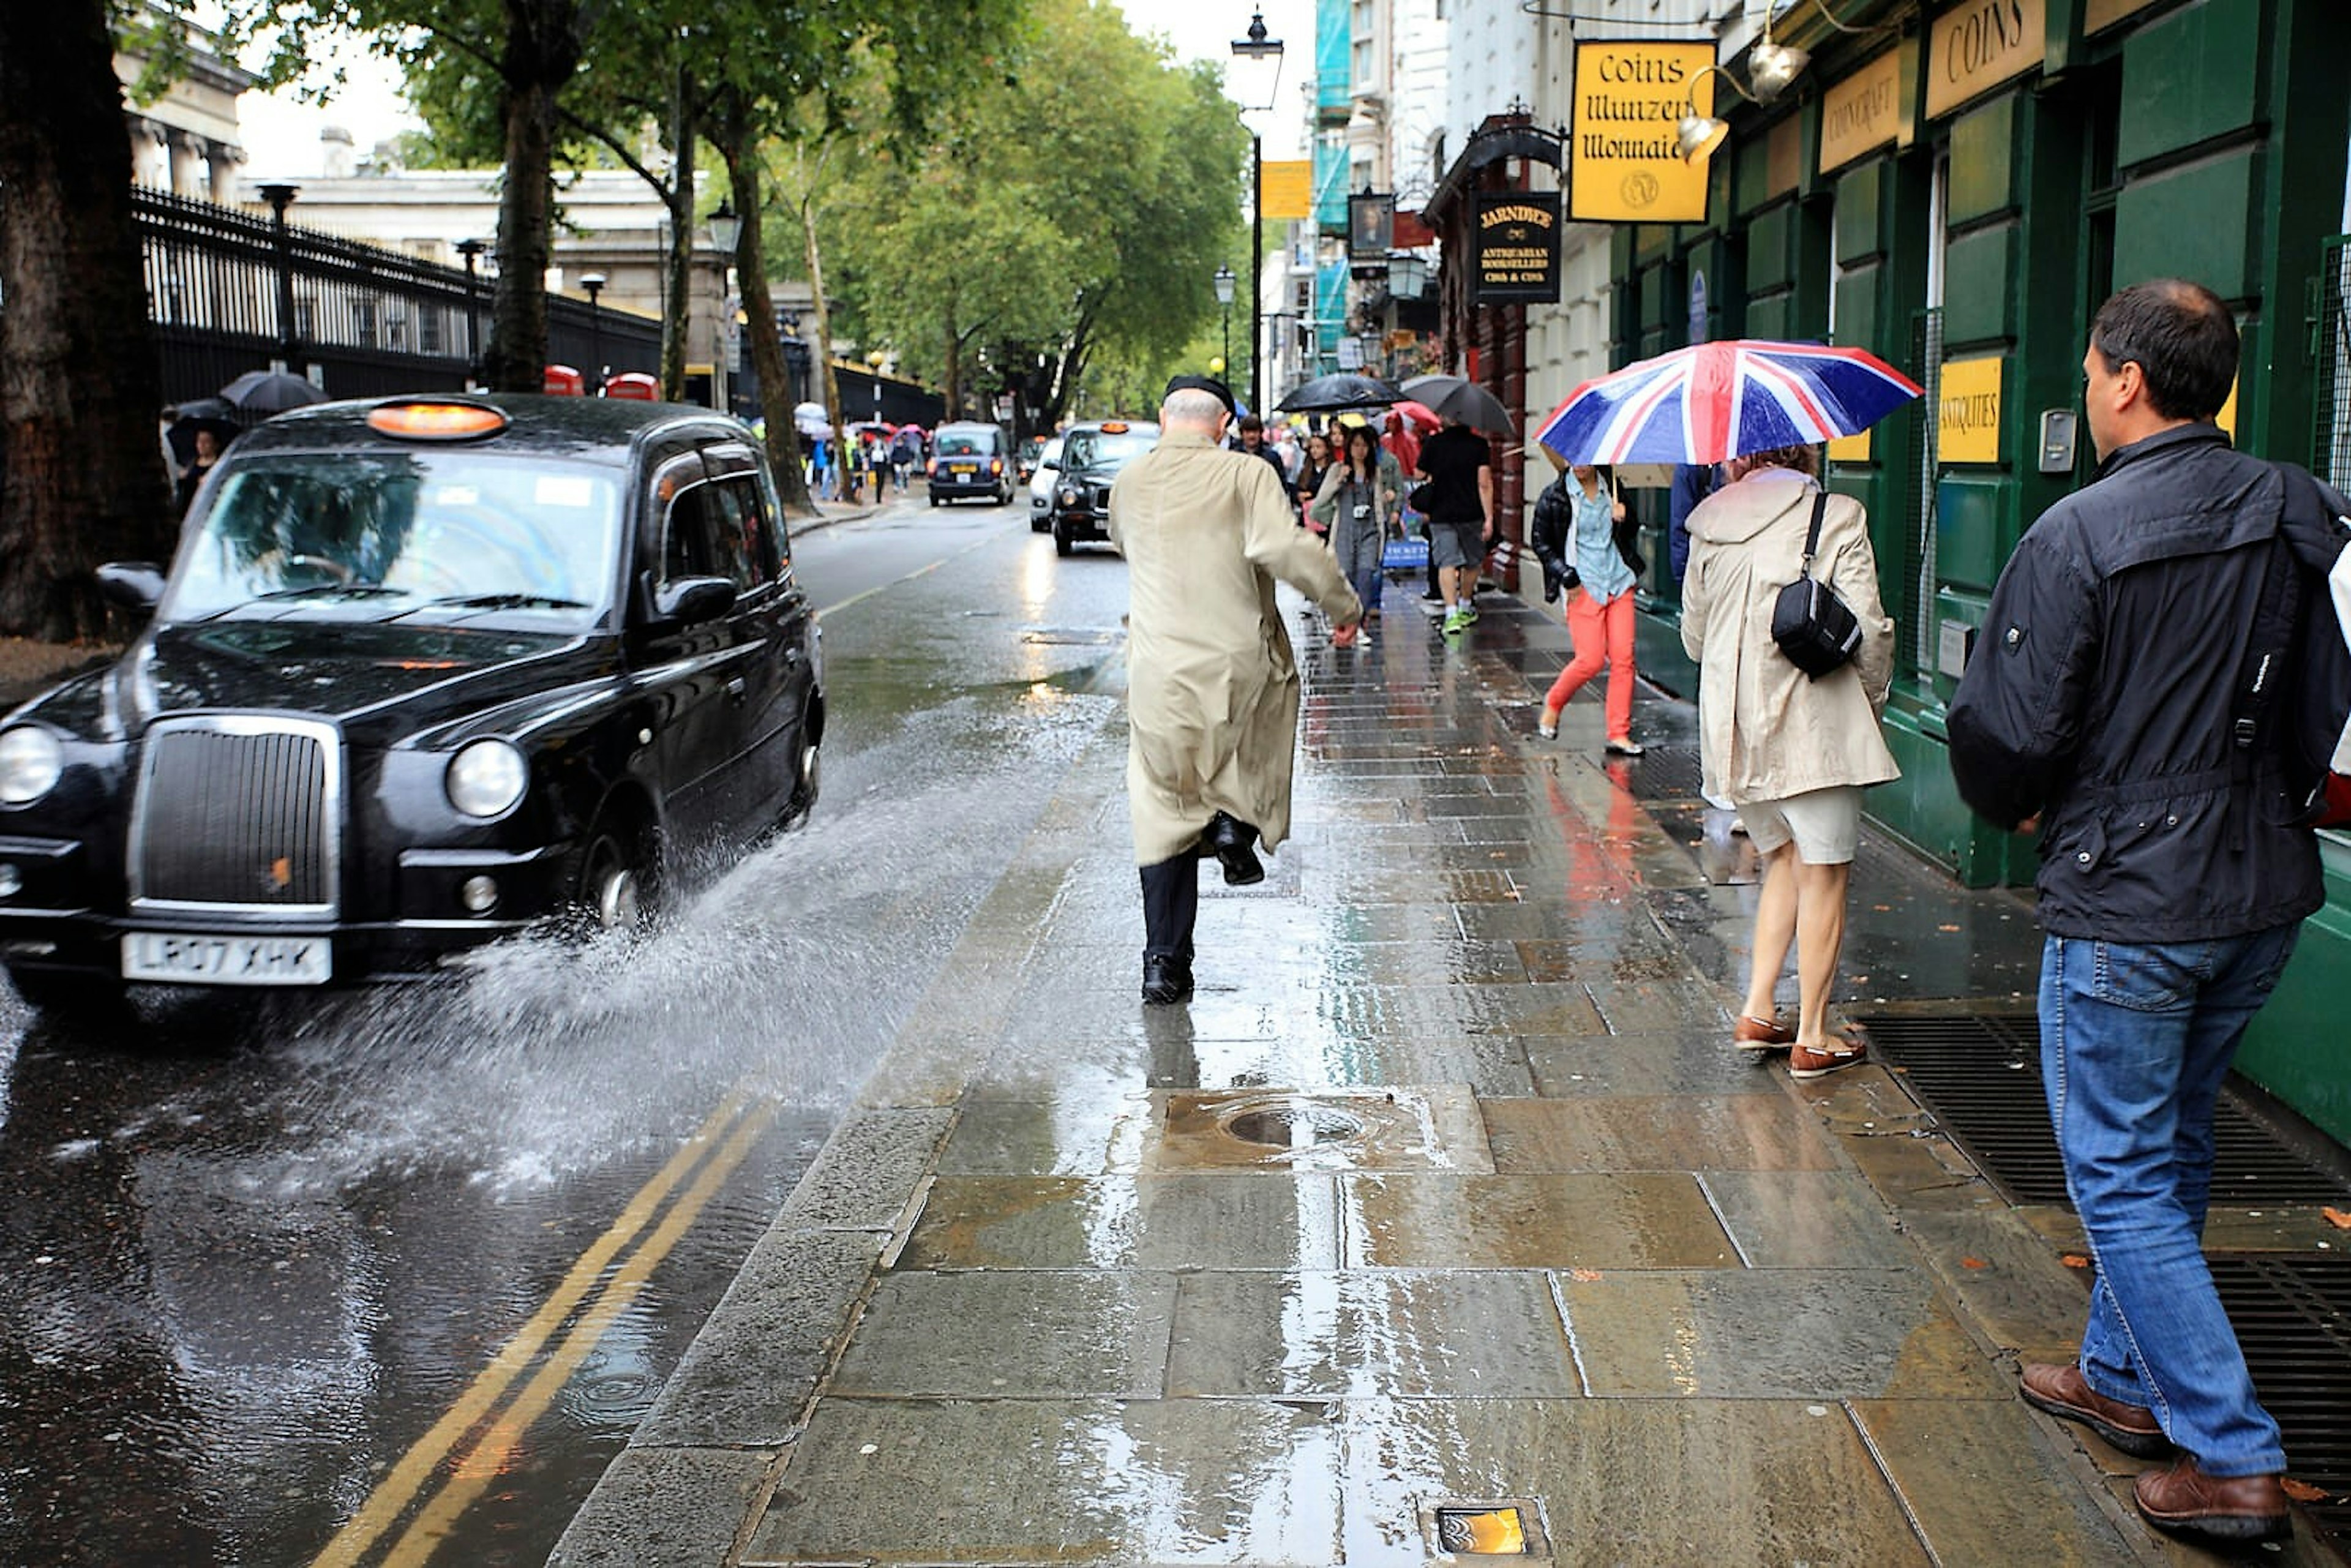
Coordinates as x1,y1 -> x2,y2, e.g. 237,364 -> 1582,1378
1016,436 -> 1046,484
0,394 -> 824,1009
1048,420 -> 1161,557
926,422 -> 1013,506
1027,435 -> 1065,533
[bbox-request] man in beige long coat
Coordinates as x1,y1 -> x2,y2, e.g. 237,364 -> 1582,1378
1110,376 -> 1363,1003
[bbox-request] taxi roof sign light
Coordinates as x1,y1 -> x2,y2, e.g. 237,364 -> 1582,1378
1100,421 -> 1130,432
366,402 -> 511,441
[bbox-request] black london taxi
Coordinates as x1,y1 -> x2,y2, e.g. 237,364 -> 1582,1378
0,395 -> 824,1010
924,421 -> 1014,506
1046,419 -> 1160,557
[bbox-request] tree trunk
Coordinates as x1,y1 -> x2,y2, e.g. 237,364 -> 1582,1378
659,64 -> 694,402
482,0 -> 583,392
714,113 -> 810,514
0,0 -> 172,639
797,187 -> 845,452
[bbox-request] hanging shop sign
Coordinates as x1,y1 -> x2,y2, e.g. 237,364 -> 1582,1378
1927,0 -> 2045,120
1819,51 -> 1904,173
1938,354 -> 2004,463
1568,40 -> 1717,223
1472,190 -> 1563,303
1348,192 -> 1394,259
2086,0 -> 2162,32
1260,161 -> 1314,222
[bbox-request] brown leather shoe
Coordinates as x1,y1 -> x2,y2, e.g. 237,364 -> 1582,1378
1732,1014 -> 1794,1052
2019,1362 -> 2170,1458
2134,1456 -> 2293,1546
1787,1039 -> 1866,1079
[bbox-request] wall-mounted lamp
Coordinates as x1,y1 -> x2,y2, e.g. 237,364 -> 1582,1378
1671,2 -> 1812,163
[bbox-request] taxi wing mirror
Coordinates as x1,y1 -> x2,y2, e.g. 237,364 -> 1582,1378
652,576 -> 736,627
96,561 -> 167,614
1040,457 -> 1059,471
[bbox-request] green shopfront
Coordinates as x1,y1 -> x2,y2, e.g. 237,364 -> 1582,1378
1608,0 -> 2351,1143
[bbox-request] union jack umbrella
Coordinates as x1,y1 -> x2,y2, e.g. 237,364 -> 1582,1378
1534,340 -> 1924,467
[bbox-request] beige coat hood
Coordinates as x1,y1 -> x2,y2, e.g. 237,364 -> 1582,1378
1111,432 -> 1362,865
1678,472 -> 1900,804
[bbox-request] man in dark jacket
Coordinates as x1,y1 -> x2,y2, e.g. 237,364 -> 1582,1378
1948,279 -> 2349,1549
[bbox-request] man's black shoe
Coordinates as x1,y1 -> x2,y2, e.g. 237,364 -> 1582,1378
1141,955 -> 1193,1005
1204,812 -> 1265,887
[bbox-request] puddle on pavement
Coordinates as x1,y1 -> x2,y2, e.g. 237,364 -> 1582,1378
1148,1087 -> 1493,1174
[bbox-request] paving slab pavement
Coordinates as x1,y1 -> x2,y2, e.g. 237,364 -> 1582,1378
553,585 -> 2346,1566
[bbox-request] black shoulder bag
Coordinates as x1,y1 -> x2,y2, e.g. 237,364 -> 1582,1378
1770,490 -> 1864,679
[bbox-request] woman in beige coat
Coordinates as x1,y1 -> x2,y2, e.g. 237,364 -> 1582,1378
1679,444 -> 1898,1078
1111,380 -> 1363,1003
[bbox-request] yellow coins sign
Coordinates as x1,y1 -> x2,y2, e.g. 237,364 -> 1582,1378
1569,40 -> 1718,223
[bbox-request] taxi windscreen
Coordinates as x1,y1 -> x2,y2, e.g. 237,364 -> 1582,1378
166,452 -> 621,626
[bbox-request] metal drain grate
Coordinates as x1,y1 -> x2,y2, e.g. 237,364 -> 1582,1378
2208,1255 -> 2351,1547
1859,1014 -> 2351,1208
1620,743 -> 1704,802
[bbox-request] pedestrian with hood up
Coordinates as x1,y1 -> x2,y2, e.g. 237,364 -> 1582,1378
1948,279 -> 2351,1550
1679,440 -> 1898,1079
1109,375 -> 1363,1005
1530,452 -> 1646,754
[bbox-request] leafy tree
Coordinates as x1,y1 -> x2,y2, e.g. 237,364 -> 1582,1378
825,0 -> 1245,435
0,0 -> 173,638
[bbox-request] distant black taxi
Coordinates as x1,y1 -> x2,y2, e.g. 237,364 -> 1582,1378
0,396 -> 823,1008
1046,419 -> 1160,557
925,422 -> 1014,506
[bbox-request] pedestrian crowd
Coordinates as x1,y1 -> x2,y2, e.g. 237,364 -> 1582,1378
1107,279 -> 2351,1553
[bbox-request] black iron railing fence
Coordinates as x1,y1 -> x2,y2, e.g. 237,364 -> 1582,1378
130,186 -> 660,406
2315,234 -> 2350,489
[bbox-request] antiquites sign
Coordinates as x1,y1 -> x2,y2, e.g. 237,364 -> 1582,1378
1473,191 -> 1562,303
1927,0 -> 2045,119
1569,40 -> 1717,223
1938,354 -> 2004,463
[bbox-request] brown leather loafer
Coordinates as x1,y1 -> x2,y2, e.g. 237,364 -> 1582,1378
2019,1362 -> 2170,1458
1731,1014 -> 1794,1052
2134,1456 -> 2293,1546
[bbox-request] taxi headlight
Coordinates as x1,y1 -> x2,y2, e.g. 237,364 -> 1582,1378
446,739 -> 528,819
0,728 -> 64,806
1057,485 -> 1081,506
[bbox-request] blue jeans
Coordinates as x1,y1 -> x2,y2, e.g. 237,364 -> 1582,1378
2039,924 -> 2301,1476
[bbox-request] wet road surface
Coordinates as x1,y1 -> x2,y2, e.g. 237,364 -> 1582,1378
0,492 -> 1126,1567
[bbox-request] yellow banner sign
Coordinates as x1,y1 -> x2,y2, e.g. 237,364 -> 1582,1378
1938,354 -> 2004,463
1927,0 -> 2045,119
1820,50 -> 1903,173
1569,40 -> 1717,223
1259,160 -> 1313,222
1827,429 -> 1874,463
2086,0 -> 2162,32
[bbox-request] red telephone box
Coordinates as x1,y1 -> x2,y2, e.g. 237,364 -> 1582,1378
542,364 -> 585,396
601,372 -> 659,402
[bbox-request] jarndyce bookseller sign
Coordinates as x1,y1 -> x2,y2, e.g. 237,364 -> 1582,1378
1473,191 -> 1563,304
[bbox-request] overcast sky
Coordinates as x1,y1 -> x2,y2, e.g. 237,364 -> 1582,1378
233,1 -> 1318,177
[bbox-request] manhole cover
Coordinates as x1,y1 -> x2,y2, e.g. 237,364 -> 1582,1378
1221,1100 -> 1368,1148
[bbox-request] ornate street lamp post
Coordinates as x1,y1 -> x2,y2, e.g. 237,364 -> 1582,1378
579,272 -> 606,392
1229,9 -> 1283,418
1212,264 -> 1235,376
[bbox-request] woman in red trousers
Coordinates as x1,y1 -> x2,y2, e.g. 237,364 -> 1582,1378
1529,452 -> 1646,755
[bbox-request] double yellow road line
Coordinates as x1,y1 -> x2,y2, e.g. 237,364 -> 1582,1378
313,1092 -> 774,1568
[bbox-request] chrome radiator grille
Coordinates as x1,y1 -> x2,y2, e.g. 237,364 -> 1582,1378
132,718 -> 341,913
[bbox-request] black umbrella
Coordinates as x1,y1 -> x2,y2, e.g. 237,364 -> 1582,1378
1275,372 -> 1406,413
1400,373 -> 1515,435
167,400 -> 241,467
220,369 -> 328,416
